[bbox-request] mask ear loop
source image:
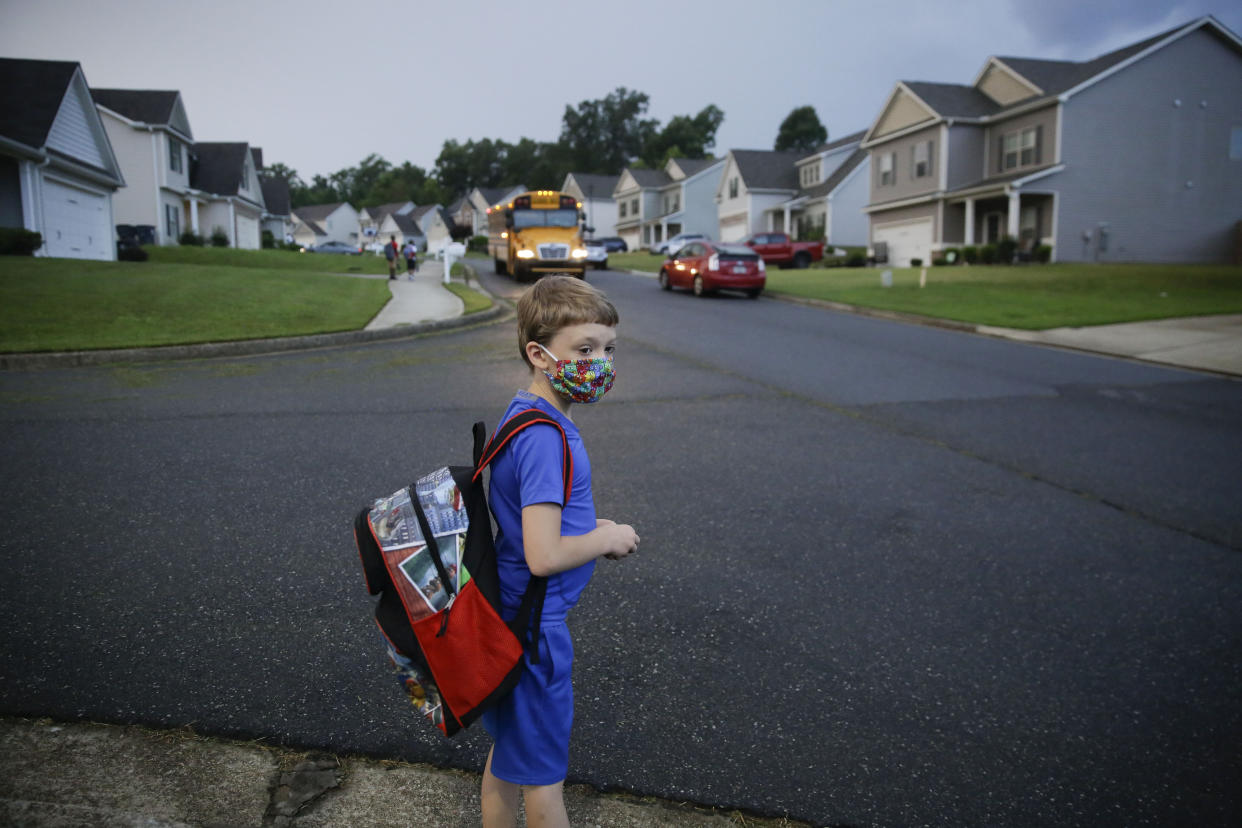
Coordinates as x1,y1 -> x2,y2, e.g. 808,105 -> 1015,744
537,343 -> 561,364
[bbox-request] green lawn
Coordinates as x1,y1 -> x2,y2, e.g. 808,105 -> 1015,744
444,280 -> 492,314
609,251 -> 666,272
764,263 -> 1242,329
0,256 -> 391,352
146,244 -> 389,275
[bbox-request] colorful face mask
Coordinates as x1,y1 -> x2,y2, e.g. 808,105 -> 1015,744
538,344 -> 616,404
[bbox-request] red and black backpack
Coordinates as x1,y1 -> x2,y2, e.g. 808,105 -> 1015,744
352,409 -> 571,736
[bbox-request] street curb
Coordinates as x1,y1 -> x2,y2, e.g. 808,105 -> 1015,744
0,286 -> 504,372
765,290 -> 979,333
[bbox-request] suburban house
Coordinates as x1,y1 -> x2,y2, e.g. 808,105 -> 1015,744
446,196 -> 474,239
359,200 -> 414,249
774,131 -> 870,247
862,15 -> 1242,266
376,210 -> 424,250
612,158 -> 723,251
291,202 -> 359,249
714,149 -> 804,242
258,172 -> 292,244
420,204 -> 456,252
93,88 -> 198,246
191,141 -> 266,249
466,185 -> 526,235
0,58 -> 125,260
561,172 -> 619,239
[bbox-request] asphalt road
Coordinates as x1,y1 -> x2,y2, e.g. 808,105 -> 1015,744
2,266 -> 1240,826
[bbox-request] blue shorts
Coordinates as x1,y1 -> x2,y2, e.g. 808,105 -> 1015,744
481,622 -> 574,785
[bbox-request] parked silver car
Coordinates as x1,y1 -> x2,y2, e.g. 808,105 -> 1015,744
652,232 -> 708,256
584,240 -> 609,270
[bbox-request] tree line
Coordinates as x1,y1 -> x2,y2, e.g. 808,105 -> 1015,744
265,89 -> 828,210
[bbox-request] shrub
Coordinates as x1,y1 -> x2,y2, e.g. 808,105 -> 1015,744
961,245 -> 978,264
1034,244 -> 1053,263
910,257 -> 923,267
845,252 -> 866,267
210,227 -> 230,247
468,234 -> 489,253
179,231 -> 204,246
117,244 -> 148,262
997,236 -> 1017,264
941,247 -> 960,264
979,244 -> 997,264
932,256 -> 948,266
261,230 -> 276,249
0,227 -> 43,255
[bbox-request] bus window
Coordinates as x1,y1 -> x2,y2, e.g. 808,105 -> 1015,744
512,208 -> 579,230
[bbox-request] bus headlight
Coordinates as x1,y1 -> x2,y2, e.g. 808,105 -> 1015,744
571,248 -> 588,259
516,249 -> 535,259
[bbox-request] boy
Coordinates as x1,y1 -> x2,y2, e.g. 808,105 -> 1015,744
481,275 -> 639,828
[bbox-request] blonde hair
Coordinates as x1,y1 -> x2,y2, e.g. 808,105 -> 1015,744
516,276 -> 619,368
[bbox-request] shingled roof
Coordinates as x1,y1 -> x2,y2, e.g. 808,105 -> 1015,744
191,142 -> 249,195
294,202 -> 348,222
91,89 -> 179,125
260,176 -> 291,216
566,172 -> 621,197
0,57 -> 80,150
731,149 -> 803,191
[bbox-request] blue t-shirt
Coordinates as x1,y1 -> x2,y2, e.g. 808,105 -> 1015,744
488,391 -> 597,623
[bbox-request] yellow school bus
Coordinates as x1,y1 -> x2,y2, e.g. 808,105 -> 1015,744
487,190 -> 588,280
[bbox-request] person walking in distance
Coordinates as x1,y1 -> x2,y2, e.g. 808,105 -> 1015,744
403,239 -> 417,280
384,235 -> 399,280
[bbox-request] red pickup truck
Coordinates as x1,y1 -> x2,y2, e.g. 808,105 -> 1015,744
742,232 -> 824,269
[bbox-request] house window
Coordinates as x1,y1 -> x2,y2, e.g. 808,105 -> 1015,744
168,136 -> 182,173
878,152 -> 895,186
728,177 -> 738,198
239,160 -> 249,191
630,197 -> 638,216
673,193 -> 680,212
165,203 -> 179,239
619,201 -> 627,218
912,140 -> 934,178
1001,126 -> 1040,171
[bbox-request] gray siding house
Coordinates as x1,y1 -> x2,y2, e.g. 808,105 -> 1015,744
861,16 -> 1242,266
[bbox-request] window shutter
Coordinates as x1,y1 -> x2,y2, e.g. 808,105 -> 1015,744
998,135 -> 1005,173
1034,125 -> 1043,165
927,140 -> 934,176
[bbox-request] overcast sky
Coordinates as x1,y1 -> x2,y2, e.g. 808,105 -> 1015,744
3,0 -> 1240,185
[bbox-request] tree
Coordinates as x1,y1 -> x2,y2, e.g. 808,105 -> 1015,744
642,104 -> 725,168
560,87 -> 658,174
774,105 -> 827,154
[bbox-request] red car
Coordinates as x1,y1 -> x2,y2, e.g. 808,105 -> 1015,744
658,241 -> 766,298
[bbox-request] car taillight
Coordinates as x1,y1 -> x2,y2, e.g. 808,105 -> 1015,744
708,254 -> 719,271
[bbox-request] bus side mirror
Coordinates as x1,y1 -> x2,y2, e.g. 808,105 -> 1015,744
504,213 -> 514,228
583,226 -> 595,234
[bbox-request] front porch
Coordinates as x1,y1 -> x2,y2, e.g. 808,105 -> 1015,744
943,189 -> 1055,256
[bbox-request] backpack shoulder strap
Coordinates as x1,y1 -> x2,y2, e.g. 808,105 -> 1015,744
472,408 -> 572,506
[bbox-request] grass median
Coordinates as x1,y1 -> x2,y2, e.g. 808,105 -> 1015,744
0,255 -> 391,353
764,262 -> 1242,329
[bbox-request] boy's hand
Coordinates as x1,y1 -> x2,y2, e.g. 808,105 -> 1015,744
595,518 -> 639,561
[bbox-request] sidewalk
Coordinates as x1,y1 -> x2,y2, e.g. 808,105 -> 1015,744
0,717 -> 786,827
363,258 -> 464,331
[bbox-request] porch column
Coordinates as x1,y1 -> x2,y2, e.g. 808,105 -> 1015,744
1006,191 -> 1020,240
189,198 -> 200,234
964,198 -> 975,245
783,204 -> 791,235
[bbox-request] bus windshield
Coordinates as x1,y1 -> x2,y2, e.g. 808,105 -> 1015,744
512,208 -> 579,230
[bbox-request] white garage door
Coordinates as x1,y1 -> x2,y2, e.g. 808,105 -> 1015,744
43,179 -> 111,260
235,213 -> 260,249
873,218 -> 933,268
719,215 -> 748,243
